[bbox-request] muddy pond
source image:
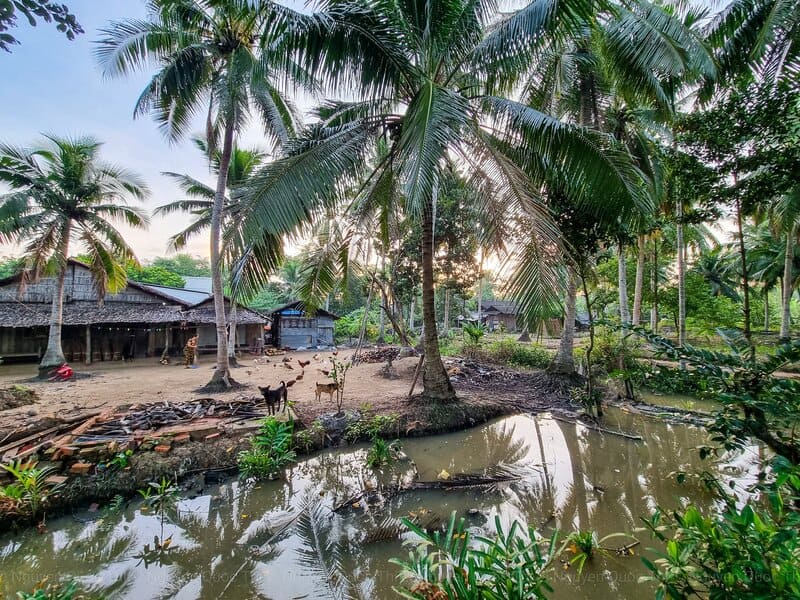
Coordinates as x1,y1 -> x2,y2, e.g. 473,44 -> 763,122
0,407 -> 764,599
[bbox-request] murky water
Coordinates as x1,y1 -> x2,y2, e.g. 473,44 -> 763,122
0,409 -> 765,599
639,390 -> 719,414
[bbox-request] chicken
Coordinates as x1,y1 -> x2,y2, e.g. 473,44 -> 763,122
295,371 -> 304,381
283,362 -> 294,370
297,359 -> 310,368
318,368 -> 330,377
312,353 -> 320,361
285,379 -> 296,388
282,356 -> 292,363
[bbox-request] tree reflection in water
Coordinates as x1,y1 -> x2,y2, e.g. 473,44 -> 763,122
0,410 -> 764,600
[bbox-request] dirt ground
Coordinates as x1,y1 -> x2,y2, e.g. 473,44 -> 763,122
0,346 -> 581,442
0,350 -> 419,431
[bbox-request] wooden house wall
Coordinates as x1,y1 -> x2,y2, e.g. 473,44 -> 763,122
485,312 -> 520,332
0,327 -> 45,358
278,315 -> 335,348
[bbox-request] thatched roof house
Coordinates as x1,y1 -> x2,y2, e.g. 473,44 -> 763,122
0,260 -> 267,364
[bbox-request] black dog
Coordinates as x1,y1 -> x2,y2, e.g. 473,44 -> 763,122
258,382 -> 288,415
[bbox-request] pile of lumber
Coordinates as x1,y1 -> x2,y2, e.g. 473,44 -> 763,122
352,347 -> 403,364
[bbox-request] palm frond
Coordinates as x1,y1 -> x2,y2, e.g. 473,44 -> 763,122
396,82 -> 469,217
294,501 -> 360,600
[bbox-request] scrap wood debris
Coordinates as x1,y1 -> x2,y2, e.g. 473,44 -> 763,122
352,347 -> 404,364
88,398 -> 265,435
0,397 -> 268,465
443,359 -> 524,386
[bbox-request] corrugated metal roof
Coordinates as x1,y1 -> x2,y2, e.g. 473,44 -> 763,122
140,284 -> 211,306
182,276 -> 213,293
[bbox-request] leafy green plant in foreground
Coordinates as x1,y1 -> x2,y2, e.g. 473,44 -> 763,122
624,325 -> 800,465
641,458 -> 800,599
12,579 -> 99,600
391,512 -> 561,599
0,459 -> 63,518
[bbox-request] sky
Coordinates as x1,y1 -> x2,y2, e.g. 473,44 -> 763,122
0,0 -> 283,260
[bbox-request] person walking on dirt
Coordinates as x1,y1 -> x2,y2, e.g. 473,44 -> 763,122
184,335 -> 198,368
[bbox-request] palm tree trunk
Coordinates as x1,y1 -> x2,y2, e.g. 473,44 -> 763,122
207,122 -> 235,388
780,223 -> 796,341
227,303 -> 238,366
651,244 -> 659,332
549,270 -> 577,374
408,296 -> 415,332
633,234 -> 646,326
734,194 -> 753,358
618,242 -> 630,324
443,287 -> 450,335
580,266 -> 601,416
676,205 -> 686,351
39,223 -> 71,377
420,198 -> 456,401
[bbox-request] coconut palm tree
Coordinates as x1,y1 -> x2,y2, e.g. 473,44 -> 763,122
157,138 -> 271,365
229,0 -> 649,401
157,138 -> 267,252
747,199 -> 800,339
96,0 -> 305,388
705,0 -> 800,87
0,135 -> 149,376
520,0 -> 713,373
775,191 -> 800,339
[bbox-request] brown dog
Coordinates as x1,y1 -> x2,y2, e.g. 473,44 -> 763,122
314,381 -> 338,403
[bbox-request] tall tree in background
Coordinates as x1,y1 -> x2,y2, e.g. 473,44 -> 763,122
680,81 -> 800,351
521,0 -> 712,373
231,0 -> 646,401
0,135 -> 148,376
97,0 -> 305,388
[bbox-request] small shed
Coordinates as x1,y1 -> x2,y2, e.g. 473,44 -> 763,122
270,301 -> 337,349
482,301 -> 521,332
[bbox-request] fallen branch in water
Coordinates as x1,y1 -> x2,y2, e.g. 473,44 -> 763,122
333,471 -> 523,513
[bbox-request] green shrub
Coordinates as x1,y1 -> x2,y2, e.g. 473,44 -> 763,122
486,338 -> 552,369
462,323 -> 485,345
344,413 -> 399,443
293,419 -> 325,452
391,512 -> 559,598
238,417 -> 297,479
592,328 -> 639,374
0,459 -> 63,518
13,579 -> 99,600
641,459 -> 800,599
